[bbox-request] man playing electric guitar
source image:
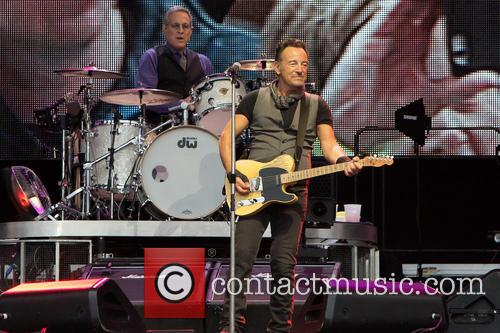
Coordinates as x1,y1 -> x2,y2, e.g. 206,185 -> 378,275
218,38 -> 363,333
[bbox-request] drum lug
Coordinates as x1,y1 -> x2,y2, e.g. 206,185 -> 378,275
204,82 -> 213,91
135,145 -> 146,155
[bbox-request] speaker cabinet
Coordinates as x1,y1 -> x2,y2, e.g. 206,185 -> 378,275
306,197 -> 336,226
295,280 -> 447,333
447,269 -> 500,333
323,292 -> 446,332
0,278 -> 146,333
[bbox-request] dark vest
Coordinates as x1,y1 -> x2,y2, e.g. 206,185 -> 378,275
155,45 -> 206,98
248,87 -> 319,172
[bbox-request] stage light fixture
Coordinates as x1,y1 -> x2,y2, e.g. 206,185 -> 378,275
0,166 -> 51,221
395,98 -> 431,146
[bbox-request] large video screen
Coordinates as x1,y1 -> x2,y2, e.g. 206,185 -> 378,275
1,0 -> 499,159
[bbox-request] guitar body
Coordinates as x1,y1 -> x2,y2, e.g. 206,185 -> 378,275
225,155 -> 298,216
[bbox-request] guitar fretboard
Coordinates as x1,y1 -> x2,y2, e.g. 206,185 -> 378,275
280,162 -> 348,184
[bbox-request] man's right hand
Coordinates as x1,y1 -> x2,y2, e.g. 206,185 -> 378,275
235,176 -> 250,195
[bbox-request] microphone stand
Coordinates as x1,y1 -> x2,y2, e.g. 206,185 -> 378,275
414,141 -> 424,281
81,80 -> 93,218
227,69 -> 238,333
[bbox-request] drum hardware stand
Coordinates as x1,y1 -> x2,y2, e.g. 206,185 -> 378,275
107,108 -> 122,219
60,115 -> 68,220
80,79 -> 96,218
35,188 -> 85,221
167,100 -> 196,125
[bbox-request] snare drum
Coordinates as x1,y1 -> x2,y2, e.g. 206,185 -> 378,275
137,125 -> 226,219
193,74 -> 247,136
89,120 -> 143,199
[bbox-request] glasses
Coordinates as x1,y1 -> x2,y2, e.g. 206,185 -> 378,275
168,23 -> 192,31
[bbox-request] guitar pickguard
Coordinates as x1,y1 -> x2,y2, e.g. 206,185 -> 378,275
260,167 -> 296,203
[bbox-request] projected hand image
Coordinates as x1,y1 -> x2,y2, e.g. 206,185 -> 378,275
325,0 -> 500,155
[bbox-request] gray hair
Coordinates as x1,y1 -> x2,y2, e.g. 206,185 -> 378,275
163,6 -> 193,26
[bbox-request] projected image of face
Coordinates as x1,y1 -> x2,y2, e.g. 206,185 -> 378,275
0,0 -> 125,119
0,0 -> 499,157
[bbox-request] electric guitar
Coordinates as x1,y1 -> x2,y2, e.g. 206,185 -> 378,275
225,154 -> 393,216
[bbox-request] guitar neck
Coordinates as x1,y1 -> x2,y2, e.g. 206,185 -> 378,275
280,162 -> 349,184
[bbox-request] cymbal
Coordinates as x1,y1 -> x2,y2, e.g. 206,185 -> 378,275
100,88 -> 182,106
54,66 -> 128,79
239,59 -> 276,71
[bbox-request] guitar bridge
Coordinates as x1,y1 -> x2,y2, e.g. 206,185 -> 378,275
249,177 -> 263,192
238,196 -> 265,207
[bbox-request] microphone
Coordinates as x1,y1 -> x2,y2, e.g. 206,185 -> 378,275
224,62 -> 241,76
168,101 -> 192,112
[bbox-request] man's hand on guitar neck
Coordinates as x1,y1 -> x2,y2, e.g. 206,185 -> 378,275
343,156 -> 363,177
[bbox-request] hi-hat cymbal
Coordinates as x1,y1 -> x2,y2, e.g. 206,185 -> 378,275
100,88 -> 182,106
54,66 -> 128,79
239,59 -> 276,71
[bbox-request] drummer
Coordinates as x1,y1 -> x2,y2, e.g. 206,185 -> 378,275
136,6 -> 213,125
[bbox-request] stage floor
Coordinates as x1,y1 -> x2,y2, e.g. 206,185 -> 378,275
0,220 -> 272,239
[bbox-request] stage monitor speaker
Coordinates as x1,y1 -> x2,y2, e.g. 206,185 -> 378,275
323,293 -> 446,332
447,269 -> 500,333
295,280 -> 447,333
0,278 -> 146,333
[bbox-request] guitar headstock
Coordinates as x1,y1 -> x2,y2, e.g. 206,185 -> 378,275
361,155 -> 394,167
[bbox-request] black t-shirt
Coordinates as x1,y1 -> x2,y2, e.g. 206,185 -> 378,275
236,89 -> 333,128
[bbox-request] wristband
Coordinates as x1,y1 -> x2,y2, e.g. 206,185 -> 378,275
227,170 -> 249,183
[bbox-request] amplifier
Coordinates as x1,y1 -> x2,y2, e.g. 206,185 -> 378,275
81,261 -> 217,306
205,262 -> 339,333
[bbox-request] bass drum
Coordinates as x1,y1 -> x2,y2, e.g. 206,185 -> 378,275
137,125 -> 226,220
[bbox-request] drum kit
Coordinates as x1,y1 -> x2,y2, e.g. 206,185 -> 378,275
38,60 -> 277,221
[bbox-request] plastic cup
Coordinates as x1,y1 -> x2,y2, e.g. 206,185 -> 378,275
344,204 -> 361,222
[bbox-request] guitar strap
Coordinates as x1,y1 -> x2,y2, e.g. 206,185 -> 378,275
294,95 -> 310,167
